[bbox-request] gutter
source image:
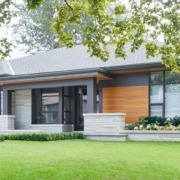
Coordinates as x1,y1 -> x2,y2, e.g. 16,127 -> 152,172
102,62 -> 163,71
0,68 -> 107,81
0,62 -> 163,82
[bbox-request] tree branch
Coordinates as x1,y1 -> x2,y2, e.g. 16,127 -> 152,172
64,0 -> 73,11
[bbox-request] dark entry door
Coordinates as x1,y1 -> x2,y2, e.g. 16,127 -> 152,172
74,87 -> 87,131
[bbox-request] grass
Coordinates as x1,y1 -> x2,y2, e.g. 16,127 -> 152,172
0,140 -> 179,180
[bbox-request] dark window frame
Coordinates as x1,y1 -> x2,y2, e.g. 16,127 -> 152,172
32,87 -> 73,125
149,70 -> 180,117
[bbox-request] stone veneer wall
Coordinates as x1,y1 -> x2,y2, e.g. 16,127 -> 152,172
84,113 -> 126,135
0,115 -> 15,130
15,90 -> 32,129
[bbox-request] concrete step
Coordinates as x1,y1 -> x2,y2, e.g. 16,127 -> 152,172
85,134 -> 128,141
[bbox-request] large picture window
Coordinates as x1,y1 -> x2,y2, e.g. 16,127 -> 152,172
32,87 -> 72,124
150,71 -> 180,118
32,88 -> 59,124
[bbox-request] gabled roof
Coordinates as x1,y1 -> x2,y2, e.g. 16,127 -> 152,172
0,44 -> 161,78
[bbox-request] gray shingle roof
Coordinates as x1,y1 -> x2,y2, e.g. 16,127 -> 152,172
2,44 -> 161,76
0,61 -> 13,76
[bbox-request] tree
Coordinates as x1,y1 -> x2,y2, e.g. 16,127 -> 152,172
0,0 -> 13,59
11,0 -> 87,54
1,0 -> 180,72
11,0 -> 60,54
27,0 -> 180,71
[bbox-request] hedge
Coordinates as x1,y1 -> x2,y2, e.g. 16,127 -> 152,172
0,132 -> 85,142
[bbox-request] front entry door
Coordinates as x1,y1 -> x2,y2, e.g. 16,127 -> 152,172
74,87 -> 87,131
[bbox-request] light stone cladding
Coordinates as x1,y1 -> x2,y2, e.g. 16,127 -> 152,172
15,90 -> 32,129
123,130 -> 180,141
83,113 -> 126,135
0,115 -> 15,130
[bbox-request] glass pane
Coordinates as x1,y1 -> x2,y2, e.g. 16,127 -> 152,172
150,85 -> 163,103
150,72 -> 163,84
165,84 -> 180,117
151,105 -> 163,117
64,97 -> 71,111
42,112 -> 59,124
42,96 -> 58,111
165,71 -> 180,84
64,112 -> 71,124
35,112 -> 59,124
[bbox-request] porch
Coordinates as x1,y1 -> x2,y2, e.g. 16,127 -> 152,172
1,78 -> 99,132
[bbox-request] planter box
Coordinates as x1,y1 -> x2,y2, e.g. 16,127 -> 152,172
120,130 -> 180,141
0,115 -> 15,130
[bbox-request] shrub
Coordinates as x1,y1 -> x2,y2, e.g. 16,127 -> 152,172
126,123 -> 140,130
0,135 -> 5,142
4,132 -> 85,141
171,116 -> 180,127
126,116 -> 180,130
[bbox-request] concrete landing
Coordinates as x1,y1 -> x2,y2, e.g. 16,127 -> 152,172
85,134 -> 128,141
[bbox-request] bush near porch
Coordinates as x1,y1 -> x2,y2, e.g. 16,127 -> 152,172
126,116 -> 180,130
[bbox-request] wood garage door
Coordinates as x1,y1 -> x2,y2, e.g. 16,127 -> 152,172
103,86 -> 149,123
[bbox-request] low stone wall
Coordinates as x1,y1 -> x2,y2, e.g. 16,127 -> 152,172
29,124 -> 74,132
121,130 -> 180,141
83,113 -> 126,135
0,115 -> 15,130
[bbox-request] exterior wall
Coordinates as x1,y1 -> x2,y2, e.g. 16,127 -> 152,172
99,73 -> 149,124
15,89 -> 32,129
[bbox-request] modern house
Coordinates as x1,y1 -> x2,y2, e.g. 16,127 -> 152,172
0,44 -> 180,133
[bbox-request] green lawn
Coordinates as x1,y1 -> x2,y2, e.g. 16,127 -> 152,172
0,140 -> 179,180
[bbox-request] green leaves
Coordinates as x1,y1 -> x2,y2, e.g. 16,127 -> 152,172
0,0 -> 13,60
0,38 -> 12,60
0,0 -> 179,72
0,0 -> 11,25
25,0 -> 44,9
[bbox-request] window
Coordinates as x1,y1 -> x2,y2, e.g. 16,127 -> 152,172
150,71 -> 180,118
32,87 -> 72,124
41,90 -> 59,123
32,88 -> 59,124
63,87 -> 71,124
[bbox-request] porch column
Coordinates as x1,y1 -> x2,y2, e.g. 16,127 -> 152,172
2,88 -> 9,115
87,78 -> 97,113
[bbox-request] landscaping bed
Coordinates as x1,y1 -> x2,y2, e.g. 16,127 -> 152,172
126,116 -> 180,131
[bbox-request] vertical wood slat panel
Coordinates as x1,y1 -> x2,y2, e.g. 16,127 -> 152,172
102,86 -> 149,124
